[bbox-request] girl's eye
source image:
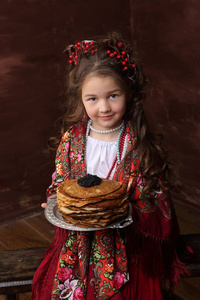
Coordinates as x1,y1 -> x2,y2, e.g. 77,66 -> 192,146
110,94 -> 118,99
89,97 -> 97,102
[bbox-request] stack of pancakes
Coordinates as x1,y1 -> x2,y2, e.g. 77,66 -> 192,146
57,178 -> 129,228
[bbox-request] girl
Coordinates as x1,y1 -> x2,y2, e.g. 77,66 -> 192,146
32,33 -> 186,300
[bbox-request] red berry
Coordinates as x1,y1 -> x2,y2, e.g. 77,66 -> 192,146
117,55 -> 121,59
114,51 -> 117,55
117,42 -> 123,47
74,61 -> 78,65
123,66 -> 128,70
132,64 -> 136,68
121,51 -> 126,56
75,55 -> 78,59
69,54 -> 73,59
107,50 -> 111,54
125,58 -> 128,62
122,61 -> 126,65
110,53 -> 114,57
69,60 -> 73,64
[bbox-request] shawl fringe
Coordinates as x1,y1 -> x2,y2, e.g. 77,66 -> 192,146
125,224 -> 190,291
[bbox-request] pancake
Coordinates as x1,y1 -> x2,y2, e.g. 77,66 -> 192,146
57,175 -> 129,228
62,178 -> 122,198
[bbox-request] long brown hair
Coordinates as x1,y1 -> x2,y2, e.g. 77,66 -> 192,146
51,32 -> 171,193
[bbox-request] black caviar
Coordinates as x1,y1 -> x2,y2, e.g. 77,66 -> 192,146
77,174 -> 102,187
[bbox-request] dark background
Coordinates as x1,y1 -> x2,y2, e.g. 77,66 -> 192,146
1,0 -> 200,224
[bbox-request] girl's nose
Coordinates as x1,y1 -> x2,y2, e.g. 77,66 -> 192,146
99,99 -> 111,113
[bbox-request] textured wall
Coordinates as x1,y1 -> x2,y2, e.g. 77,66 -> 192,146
1,0 -> 200,224
130,0 -> 200,211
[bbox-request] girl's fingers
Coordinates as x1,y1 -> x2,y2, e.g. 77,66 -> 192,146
41,203 -> 47,209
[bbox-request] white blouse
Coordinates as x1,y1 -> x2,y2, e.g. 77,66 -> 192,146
86,136 -> 117,179
85,135 -> 127,179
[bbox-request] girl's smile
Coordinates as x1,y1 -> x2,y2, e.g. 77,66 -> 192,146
100,115 -> 114,120
81,75 -> 127,132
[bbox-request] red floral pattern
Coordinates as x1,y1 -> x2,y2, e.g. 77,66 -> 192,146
51,229 -> 128,299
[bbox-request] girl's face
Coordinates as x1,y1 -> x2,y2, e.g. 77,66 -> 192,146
81,75 -> 127,131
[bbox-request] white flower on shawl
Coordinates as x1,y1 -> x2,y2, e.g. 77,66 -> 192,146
59,279 -> 78,299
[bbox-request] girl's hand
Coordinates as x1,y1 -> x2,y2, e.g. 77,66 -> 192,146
41,203 -> 47,209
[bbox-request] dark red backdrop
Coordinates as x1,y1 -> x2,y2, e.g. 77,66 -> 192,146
1,0 -> 200,224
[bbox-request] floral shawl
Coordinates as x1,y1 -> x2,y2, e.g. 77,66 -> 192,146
31,119 -> 186,300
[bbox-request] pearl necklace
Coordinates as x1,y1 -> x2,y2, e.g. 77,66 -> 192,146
88,119 -> 124,134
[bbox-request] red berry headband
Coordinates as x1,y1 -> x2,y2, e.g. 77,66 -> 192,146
106,41 -> 136,72
65,39 -> 136,79
65,40 -> 98,66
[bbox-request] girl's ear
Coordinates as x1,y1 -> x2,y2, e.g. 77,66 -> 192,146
82,114 -> 88,122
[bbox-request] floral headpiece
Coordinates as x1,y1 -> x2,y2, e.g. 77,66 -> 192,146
65,40 -> 97,66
